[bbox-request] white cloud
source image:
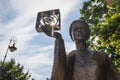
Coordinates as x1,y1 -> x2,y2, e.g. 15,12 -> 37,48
10,0 -> 82,20
0,0 -> 83,80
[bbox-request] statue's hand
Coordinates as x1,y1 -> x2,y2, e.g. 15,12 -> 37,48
54,32 -> 62,39
41,26 -> 51,37
41,26 -> 62,39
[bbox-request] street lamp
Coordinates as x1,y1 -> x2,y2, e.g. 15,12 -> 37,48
1,36 -> 17,71
35,9 -> 61,36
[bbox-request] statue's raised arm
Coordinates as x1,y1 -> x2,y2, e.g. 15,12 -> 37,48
41,25 -> 67,80
41,25 -> 66,80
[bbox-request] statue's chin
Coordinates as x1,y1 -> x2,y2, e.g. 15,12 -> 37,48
74,39 -> 85,44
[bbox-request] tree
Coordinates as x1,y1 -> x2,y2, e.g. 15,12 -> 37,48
80,0 -> 120,71
0,59 -> 31,80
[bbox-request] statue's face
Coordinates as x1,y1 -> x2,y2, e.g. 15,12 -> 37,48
71,22 -> 86,42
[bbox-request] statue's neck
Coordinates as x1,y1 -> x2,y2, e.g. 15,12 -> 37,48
75,41 -> 87,50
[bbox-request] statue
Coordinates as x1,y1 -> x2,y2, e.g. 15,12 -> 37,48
41,20 -> 120,80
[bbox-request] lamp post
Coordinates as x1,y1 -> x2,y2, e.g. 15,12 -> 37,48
0,36 -> 17,73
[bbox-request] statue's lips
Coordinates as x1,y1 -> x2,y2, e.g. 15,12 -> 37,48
74,39 -> 85,44
73,33 -> 83,41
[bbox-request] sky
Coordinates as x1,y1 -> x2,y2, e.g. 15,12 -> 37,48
0,0 -> 86,80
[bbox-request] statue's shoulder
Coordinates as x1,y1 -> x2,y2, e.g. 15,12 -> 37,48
88,48 -> 106,56
90,49 -> 107,65
93,50 -> 107,58
66,50 -> 77,63
67,50 -> 76,57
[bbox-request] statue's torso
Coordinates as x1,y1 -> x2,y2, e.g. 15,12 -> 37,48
73,49 -> 99,80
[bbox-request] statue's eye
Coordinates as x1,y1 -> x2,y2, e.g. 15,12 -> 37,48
72,27 -> 82,32
78,28 -> 81,32
73,27 -> 77,31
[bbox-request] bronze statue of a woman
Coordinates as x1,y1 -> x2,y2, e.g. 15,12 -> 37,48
41,20 -> 120,80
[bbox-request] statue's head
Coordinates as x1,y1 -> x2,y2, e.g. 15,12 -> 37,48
69,20 -> 90,42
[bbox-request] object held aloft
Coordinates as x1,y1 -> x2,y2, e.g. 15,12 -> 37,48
35,9 -> 61,36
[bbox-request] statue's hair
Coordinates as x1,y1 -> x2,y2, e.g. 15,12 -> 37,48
69,20 -> 90,41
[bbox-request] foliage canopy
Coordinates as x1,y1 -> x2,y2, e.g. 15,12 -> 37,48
0,59 -> 31,80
